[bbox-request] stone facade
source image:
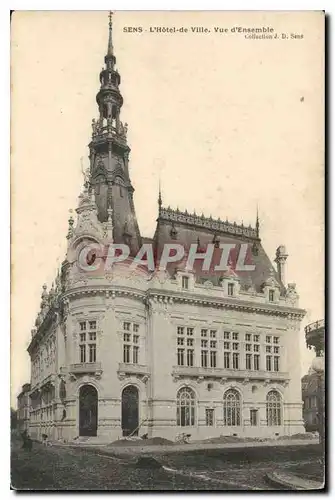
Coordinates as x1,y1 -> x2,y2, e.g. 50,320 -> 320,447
27,14 -> 306,443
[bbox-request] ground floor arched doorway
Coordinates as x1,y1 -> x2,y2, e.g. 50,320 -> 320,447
121,385 -> 139,437
79,384 -> 98,437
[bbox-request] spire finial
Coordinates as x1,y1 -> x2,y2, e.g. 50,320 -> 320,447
158,177 -> 162,211
107,11 -> 114,56
256,203 -> 260,237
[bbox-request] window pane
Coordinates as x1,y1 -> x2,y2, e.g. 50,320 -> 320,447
80,345 -> 86,363
177,388 -> 196,427
133,346 -> 139,364
210,350 -> 217,368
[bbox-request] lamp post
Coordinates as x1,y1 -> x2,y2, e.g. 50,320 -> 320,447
311,356 -> 325,450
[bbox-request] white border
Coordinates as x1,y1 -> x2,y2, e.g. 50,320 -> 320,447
3,1 -> 331,499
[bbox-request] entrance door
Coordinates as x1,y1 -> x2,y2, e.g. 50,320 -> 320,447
79,385 -> 98,437
121,385 -> 139,436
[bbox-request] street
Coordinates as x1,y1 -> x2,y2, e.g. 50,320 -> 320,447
11,438 -> 323,491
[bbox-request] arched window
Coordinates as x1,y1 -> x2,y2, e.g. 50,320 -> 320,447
266,390 -> 282,426
176,387 -> 196,427
223,389 -> 241,426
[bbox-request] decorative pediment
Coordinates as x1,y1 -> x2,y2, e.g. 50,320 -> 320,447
66,188 -> 105,256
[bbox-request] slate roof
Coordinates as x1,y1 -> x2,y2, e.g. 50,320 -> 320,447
151,208 -> 285,294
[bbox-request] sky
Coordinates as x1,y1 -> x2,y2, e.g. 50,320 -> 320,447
11,11 -> 324,406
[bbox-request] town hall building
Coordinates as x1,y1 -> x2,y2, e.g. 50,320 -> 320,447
27,14 -> 306,443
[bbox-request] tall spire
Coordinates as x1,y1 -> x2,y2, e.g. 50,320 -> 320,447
88,12 -> 142,255
107,11 -> 114,57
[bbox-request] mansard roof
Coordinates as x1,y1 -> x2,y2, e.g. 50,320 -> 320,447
154,206 -> 285,294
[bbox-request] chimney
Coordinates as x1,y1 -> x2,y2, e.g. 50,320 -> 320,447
275,245 -> 288,286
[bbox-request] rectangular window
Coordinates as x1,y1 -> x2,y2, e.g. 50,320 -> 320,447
210,350 -> 217,368
187,349 -> 194,367
224,351 -> 230,369
80,322 -> 86,331
232,332 -> 239,340
133,324 -> 139,333
269,290 -> 274,302
254,354 -> 260,371
123,322 -> 131,331
224,331 -> 230,340
187,327 -> 194,336
250,409 -> 258,426
80,344 -> 86,363
123,333 -> 131,342
123,344 -> 130,363
245,333 -> 251,341
187,338 -> 194,347
177,327 -> 184,335
206,408 -> 215,426
201,329 -> 208,337
182,276 -> 189,289
210,330 -> 217,338
178,337 -> 185,346
201,339 -> 208,348
233,352 -> 239,369
253,335 -> 260,342
266,335 -> 271,343
89,320 -> 96,330
133,335 -> 139,344
201,350 -> 208,368
80,332 -> 86,342
245,343 -> 252,352
133,346 -> 139,364
228,283 -> 234,296
210,340 -> 217,349
232,342 -> 239,351
253,344 -> 260,352
273,346 -> 280,354
89,344 -> 96,363
246,353 -> 252,370
266,346 -> 272,353
274,356 -> 279,372
224,342 -> 230,350
266,355 -> 272,371
273,337 -> 279,344
177,348 -> 184,366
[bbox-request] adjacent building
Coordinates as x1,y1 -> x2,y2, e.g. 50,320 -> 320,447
27,14 -> 306,443
17,383 -> 31,432
301,319 -> 325,434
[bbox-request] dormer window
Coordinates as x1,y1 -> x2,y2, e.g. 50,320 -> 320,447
228,283 -> 234,296
182,276 -> 189,290
269,290 -> 274,302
